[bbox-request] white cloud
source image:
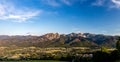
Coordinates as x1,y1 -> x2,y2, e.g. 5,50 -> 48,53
111,0 -> 120,8
61,0 -> 72,5
91,0 -> 120,9
41,0 -> 79,7
92,0 -> 105,6
41,0 -> 120,9
0,1 -> 41,23
41,0 -> 60,7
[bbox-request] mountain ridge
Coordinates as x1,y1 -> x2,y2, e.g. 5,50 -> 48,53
0,33 -> 118,48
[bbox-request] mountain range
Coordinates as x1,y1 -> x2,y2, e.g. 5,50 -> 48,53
0,33 -> 119,48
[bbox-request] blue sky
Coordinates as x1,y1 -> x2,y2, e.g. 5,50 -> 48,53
0,0 -> 120,35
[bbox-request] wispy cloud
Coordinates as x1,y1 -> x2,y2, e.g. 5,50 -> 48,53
41,0 -> 79,7
111,0 -> 120,8
0,0 -> 41,23
41,0 -> 60,7
91,0 -> 120,9
92,0 -> 105,6
61,0 -> 72,5
41,0 -> 120,9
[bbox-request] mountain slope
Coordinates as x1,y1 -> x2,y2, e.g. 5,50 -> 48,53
0,33 -> 118,48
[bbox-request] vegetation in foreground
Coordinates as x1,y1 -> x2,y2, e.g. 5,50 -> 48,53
0,60 -> 68,62
0,46 -> 116,62
1,38 -> 120,62
0,46 -> 94,61
92,38 -> 120,62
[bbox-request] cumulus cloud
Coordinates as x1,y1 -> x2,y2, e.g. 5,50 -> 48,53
0,1 -> 41,23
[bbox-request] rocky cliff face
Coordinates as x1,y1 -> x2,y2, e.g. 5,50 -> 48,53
0,33 -> 118,47
43,33 -> 60,40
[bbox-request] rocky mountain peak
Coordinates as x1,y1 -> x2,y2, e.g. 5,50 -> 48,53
43,33 -> 60,40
